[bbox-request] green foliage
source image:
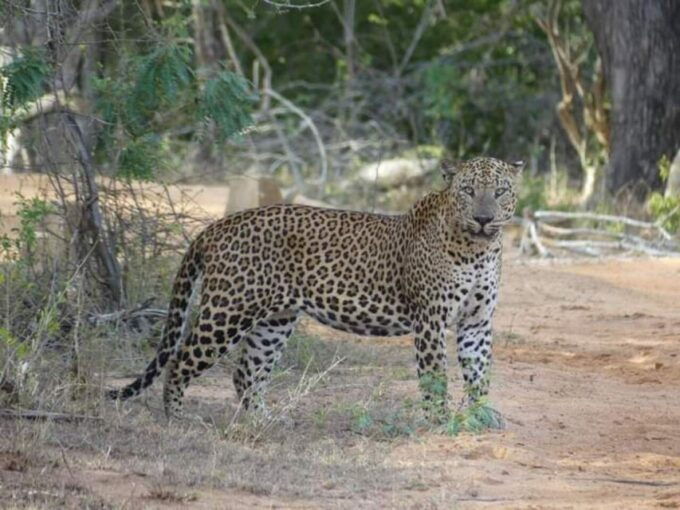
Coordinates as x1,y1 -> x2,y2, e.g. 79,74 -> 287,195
418,372 -> 448,422
119,135 -> 166,180
0,194 -> 55,257
350,405 -> 374,433
127,43 -> 193,136
0,48 -> 50,146
92,40 -> 256,180
658,154 -> 672,182
282,333 -> 337,373
648,194 -> 680,234
335,398 -> 420,440
444,398 -> 505,436
0,48 -> 49,111
647,155 -> 680,233
517,175 -> 549,212
199,70 -> 257,140
418,372 -> 447,399
0,326 -> 29,361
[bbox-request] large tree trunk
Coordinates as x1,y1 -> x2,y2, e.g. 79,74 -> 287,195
582,0 -> 680,196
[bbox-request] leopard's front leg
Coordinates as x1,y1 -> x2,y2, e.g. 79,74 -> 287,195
456,287 -> 504,429
413,309 -> 449,422
456,319 -> 492,403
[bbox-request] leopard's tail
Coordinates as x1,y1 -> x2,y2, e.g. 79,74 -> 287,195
108,235 -> 205,401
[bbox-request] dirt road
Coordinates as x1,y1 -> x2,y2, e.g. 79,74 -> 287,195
1,247 -> 679,508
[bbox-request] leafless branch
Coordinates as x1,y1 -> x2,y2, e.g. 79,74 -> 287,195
63,113 -> 123,305
223,6 -> 272,110
534,210 -> 673,240
398,0 -> 435,75
264,88 -> 328,185
520,208 -> 678,259
263,0 -> 332,9
0,409 -> 102,421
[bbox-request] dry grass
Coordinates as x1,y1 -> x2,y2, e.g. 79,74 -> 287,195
0,326 -> 425,508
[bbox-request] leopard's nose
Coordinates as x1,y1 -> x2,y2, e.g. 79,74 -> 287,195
474,215 -> 494,226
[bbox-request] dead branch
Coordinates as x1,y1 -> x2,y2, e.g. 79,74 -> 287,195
570,477 -> 677,487
520,210 -> 551,257
223,10 -> 272,110
0,90 -> 72,174
520,208 -> 679,259
263,0 -> 332,8
87,300 -> 167,328
63,113 -> 124,305
264,88 -> 328,185
0,409 -> 102,422
534,210 -> 673,240
214,0 -> 244,77
537,223 -> 667,248
398,0 -> 436,75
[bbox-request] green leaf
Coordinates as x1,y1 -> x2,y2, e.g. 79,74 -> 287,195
0,48 -> 49,110
198,70 -> 257,140
127,43 -> 193,135
118,135 -> 166,180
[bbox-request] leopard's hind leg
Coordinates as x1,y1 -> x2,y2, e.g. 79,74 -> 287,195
233,310 -> 300,412
162,306 -> 257,419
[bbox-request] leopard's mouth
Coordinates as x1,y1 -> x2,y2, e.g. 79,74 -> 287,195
466,226 -> 499,239
471,229 -> 496,239
470,230 -> 495,239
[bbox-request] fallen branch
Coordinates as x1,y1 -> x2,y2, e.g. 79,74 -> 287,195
572,476 -> 678,487
87,298 -> 166,329
519,210 -> 551,257
519,208 -> 679,258
0,409 -> 102,422
534,210 -> 672,240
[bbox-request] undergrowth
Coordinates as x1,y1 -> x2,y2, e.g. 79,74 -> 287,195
648,155 -> 680,234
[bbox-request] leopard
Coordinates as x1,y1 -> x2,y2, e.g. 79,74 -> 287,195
108,156 -> 523,421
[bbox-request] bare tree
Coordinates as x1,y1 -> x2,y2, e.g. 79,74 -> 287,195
533,0 -> 609,204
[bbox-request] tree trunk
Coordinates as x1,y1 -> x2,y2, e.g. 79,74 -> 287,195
582,0 -> 680,196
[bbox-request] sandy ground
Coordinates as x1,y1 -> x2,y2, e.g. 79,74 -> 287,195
1,253 -> 678,509
0,175 -> 679,508
0,173 -> 231,235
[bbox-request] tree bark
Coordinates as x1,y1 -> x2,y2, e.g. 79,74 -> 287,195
64,114 -> 124,306
582,0 -> 680,195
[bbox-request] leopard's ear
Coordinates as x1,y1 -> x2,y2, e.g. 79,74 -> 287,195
441,159 -> 459,185
509,160 -> 525,175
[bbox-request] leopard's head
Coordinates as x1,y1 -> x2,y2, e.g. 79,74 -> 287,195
442,157 -> 524,239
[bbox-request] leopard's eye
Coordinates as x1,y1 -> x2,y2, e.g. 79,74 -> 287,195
495,187 -> 508,198
462,186 -> 475,197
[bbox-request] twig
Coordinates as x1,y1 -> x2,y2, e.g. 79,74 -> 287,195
264,88 -> 328,185
214,0 -> 244,77
398,0 -> 435,75
571,477 -> 678,487
223,11 -> 272,110
88,304 -> 167,327
0,409 -> 102,421
263,0 -> 331,9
